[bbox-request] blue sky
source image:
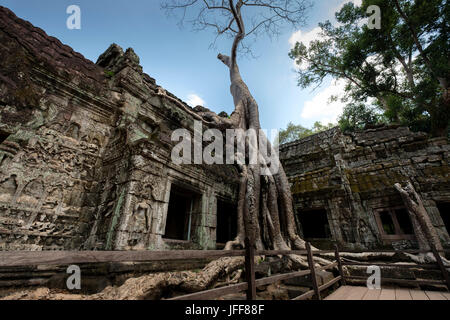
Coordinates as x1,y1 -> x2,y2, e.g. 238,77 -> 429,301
0,0 -> 359,131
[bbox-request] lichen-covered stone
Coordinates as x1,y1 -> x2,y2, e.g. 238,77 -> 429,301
280,125 -> 450,250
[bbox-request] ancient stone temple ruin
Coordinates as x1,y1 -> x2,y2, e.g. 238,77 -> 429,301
0,6 -> 239,252
0,6 -> 449,254
280,127 -> 450,250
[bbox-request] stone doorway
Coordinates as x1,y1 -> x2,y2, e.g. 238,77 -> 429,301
436,202 -> 450,235
297,209 -> 331,240
216,200 -> 237,246
163,185 -> 201,241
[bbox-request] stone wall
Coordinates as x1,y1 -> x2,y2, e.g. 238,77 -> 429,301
280,125 -> 450,250
0,6 -> 239,252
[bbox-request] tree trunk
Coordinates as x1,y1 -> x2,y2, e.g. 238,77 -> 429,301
215,56 -> 308,255
394,181 -> 443,252
211,1 -> 310,260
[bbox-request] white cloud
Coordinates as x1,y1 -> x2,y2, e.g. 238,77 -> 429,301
301,80 -> 347,124
186,94 -> 206,107
289,27 -> 326,70
288,27 -> 323,49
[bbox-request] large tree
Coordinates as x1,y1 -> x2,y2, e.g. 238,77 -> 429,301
289,0 -> 449,136
162,0 -> 315,257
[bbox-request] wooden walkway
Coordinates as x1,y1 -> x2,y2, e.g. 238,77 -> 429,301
325,286 -> 450,300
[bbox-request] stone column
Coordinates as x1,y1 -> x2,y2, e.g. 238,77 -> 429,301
148,178 -> 171,250
191,187 -> 217,249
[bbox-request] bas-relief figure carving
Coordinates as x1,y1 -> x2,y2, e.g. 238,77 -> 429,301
127,202 -> 151,249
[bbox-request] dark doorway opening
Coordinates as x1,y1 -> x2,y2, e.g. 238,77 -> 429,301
216,200 -> 237,244
163,185 -> 200,241
298,209 -> 330,239
0,131 -> 10,144
437,202 -> 450,234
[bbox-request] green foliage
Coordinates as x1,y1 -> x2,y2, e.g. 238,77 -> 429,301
218,111 -> 230,118
278,121 -> 335,144
312,121 -> 335,133
104,70 -> 115,78
338,103 -> 382,132
289,0 -> 449,136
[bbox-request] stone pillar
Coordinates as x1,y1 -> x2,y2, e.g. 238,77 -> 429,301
191,187 -> 217,249
327,199 -> 343,243
423,200 -> 450,245
148,178 -> 171,250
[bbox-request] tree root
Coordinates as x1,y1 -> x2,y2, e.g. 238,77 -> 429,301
403,253 -> 450,270
317,251 -> 450,272
0,253 -> 329,301
93,256 -> 246,300
0,256 -> 246,300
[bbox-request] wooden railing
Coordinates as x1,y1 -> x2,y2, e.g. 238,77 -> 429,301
168,239 -> 344,301
0,243 -> 448,300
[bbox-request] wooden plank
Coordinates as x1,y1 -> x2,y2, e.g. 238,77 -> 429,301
381,278 -> 444,286
257,250 -> 307,256
318,276 -> 341,292
306,242 -> 321,300
439,291 -> 450,300
343,262 -> 439,270
0,250 -> 245,267
255,270 -> 310,287
292,290 -> 315,301
310,250 -> 336,254
430,244 -> 450,290
409,290 -> 430,300
362,289 -> 382,300
169,282 -> 248,300
425,291 -> 447,300
344,286 -> 369,300
318,261 -> 338,272
325,286 -> 354,300
378,288 -> 396,300
340,249 -> 447,254
245,238 -> 256,301
395,288 -> 412,300
335,245 -> 346,286
346,276 -> 444,286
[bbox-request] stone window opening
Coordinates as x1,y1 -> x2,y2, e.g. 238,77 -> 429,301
395,208 -> 414,235
297,208 -> 331,239
374,207 -> 415,242
216,200 -> 237,246
163,185 -> 200,242
436,202 -> 450,235
379,211 -> 396,235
